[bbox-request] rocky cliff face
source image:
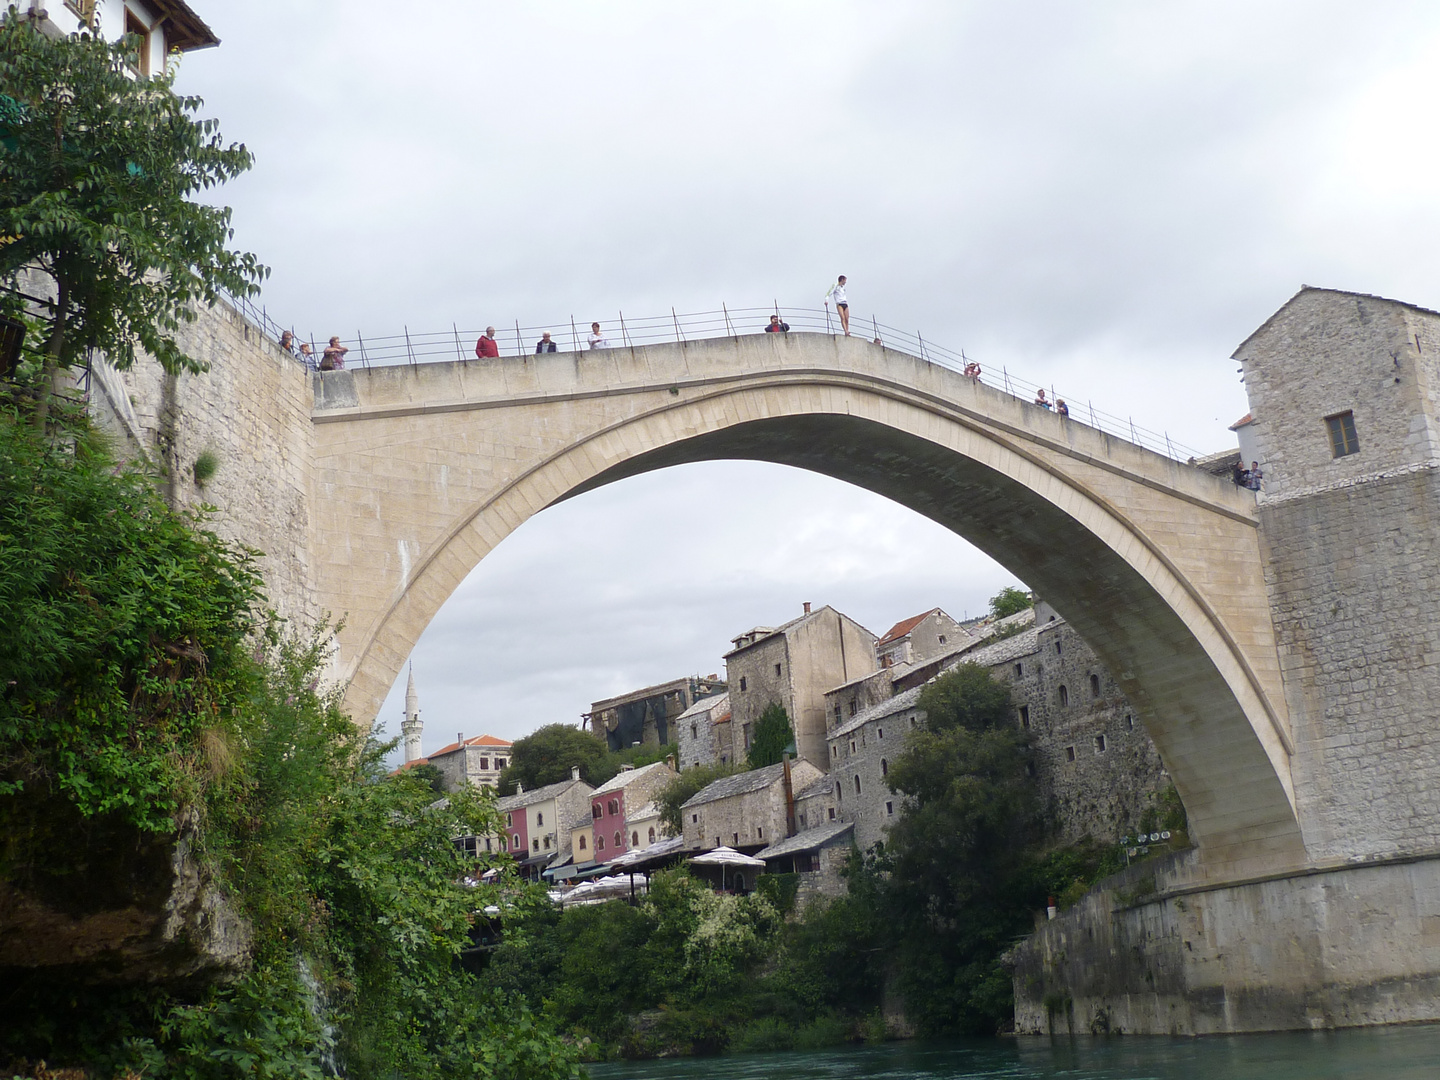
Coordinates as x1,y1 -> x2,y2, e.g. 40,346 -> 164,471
0,794 -> 250,988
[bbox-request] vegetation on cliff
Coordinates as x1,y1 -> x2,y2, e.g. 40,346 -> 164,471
0,412 -> 579,1080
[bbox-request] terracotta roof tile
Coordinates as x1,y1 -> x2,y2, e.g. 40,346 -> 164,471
878,609 -> 936,646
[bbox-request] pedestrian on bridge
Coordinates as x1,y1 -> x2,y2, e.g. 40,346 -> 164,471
587,322 -> 612,349
824,275 -> 850,336
475,327 -> 500,359
320,336 -> 348,371
535,331 -> 558,354
1034,389 -> 1052,409
765,315 -> 789,333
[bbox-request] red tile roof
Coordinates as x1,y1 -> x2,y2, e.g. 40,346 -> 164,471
878,609 -> 937,647
427,734 -> 513,757
1229,413 -> 1253,430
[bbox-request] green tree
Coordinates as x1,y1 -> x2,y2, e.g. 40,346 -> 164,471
988,585 -> 1033,620
747,702 -> 794,769
497,722 -> 609,795
657,761 -> 742,833
883,663 -> 1043,1034
405,761 -> 446,794
0,15 -> 266,424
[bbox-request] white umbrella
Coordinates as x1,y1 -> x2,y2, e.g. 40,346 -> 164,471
689,846 -> 765,867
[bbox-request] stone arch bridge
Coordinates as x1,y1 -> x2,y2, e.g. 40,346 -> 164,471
309,332 -> 1299,879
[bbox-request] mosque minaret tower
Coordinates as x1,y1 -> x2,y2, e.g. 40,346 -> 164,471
401,665 -> 423,764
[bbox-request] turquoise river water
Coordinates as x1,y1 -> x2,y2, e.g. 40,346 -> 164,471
587,1024 -> 1440,1080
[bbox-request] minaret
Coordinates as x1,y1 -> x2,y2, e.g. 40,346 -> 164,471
401,665 -> 423,763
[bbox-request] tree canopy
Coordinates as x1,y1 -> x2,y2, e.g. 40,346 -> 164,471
746,702 -> 794,769
0,16 -> 265,420
988,586 -> 1033,620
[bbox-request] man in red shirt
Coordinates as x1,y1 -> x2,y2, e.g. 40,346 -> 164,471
475,326 -> 500,359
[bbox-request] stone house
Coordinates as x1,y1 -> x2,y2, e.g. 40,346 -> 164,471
674,692 -> 732,769
756,821 -> 855,906
423,733 -> 513,791
494,769 -> 595,876
804,603 -> 1168,856
725,603 -> 877,771
681,758 -> 824,853
875,608 -> 971,669
588,675 -> 726,752
588,760 -> 678,859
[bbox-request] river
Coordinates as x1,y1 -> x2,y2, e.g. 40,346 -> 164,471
587,1023 -> 1440,1079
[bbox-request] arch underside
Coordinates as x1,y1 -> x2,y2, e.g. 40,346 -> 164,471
554,413 -> 1304,875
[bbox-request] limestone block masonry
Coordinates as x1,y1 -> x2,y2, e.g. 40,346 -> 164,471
91,299 -> 319,633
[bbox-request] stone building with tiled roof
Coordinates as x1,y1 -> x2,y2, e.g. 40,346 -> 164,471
493,770 -> 594,877
680,758 -> 823,853
587,760 -> 678,860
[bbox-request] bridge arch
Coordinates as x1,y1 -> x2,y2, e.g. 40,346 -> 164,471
312,336 -> 1303,875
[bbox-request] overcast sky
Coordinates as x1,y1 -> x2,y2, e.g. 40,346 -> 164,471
175,2 -> 1440,758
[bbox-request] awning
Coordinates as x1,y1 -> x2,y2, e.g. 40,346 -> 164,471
689,845 -> 766,868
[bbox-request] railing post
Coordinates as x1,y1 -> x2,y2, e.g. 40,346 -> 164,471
723,303 -> 735,338
454,322 -> 465,364
619,311 -> 631,348
1003,366 -> 1011,395
405,325 -> 416,368
1130,417 -> 1138,444
571,316 -> 579,353
356,331 -> 368,369
825,304 -> 833,334
516,319 -> 523,358
1165,432 -> 1174,459
917,331 -> 926,361
873,316 -> 881,346
1089,400 -> 1096,427
672,307 -> 685,343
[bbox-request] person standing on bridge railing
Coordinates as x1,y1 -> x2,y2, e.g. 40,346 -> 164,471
824,275 -> 850,336
475,327 -> 500,359
587,322 -> 612,349
535,331 -> 557,354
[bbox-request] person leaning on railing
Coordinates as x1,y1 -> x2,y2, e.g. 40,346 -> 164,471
765,315 -> 789,333
535,331 -> 558,354
320,336 -> 348,371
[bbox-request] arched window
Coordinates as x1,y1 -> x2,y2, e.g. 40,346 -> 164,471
512,833 -> 520,848
532,838 -> 539,851
835,781 -> 842,802
594,803 -> 603,819
631,831 -> 639,847
543,835 -> 551,849
597,835 -> 605,851
881,758 -> 888,776
579,835 -> 587,850
1090,673 -> 1101,698
1058,684 -> 1069,706
536,811 -> 543,826
614,831 -> 622,847
854,774 -> 862,794
608,799 -> 619,815
648,826 -> 656,844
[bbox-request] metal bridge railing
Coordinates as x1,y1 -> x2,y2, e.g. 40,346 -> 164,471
217,294 -> 1202,462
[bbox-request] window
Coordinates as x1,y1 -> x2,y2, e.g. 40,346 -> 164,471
1019,705 -> 1030,730
597,835 -> 605,851
593,803 -> 603,819
512,833 -> 520,848
910,716 -> 917,728
877,727 -> 884,740
743,723 -> 752,749
479,757 -> 489,770
1126,713 -> 1134,730
536,811 -> 543,826
716,836 -> 722,847
828,807 -> 837,820
1326,411 -> 1360,457
691,722 -> 698,739
532,838 -> 539,851
608,799 -> 619,815
485,838 -> 492,852
1058,684 -> 1069,706
631,831 -> 639,847
692,813 -> 699,823
1090,674 -> 1101,699
1015,663 -> 1023,677
849,739 -> 856,754
733,832 -> 739,844
938,634 -> 947,644
579,835 -> 587,850
799,812 -> 807,827
495,757 -> 506,768
806,853 -> 821,873
831,744 -> 838,759
739,676 -> 747,691
849,700 -> 858,717
881,758 -> 888,777
1055,640 -> 1062,656
1094,734 -> 1107,753
834,702 -> 843,725
614,831 -> 622,846
835,781 -> 843,802
124,9 -> 151,76
853,774 -> 862,794
775,663 -> 782,676
508,812 -> 514,826
757,826 -> 764,839
1065,746 -> 1076,762
543,835 -> 551,849
885,800 -> 894,816
648,827 -> 656,844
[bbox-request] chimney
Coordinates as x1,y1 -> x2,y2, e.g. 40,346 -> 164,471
803,602 -> 811,615
516,780 -> 524,794
571,765 -> 581,781
457,732 -> 463,746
